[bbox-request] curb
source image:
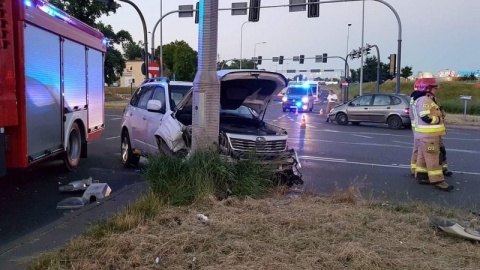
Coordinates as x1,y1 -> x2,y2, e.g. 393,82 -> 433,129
0,181 -> 147,269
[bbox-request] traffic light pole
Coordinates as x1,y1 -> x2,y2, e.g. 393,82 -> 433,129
150,0 -> 401,93
117,0 -> 149,80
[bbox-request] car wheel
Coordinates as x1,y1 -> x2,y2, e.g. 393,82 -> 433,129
121,130 -> 140,168
387,115 -> 403,129
157,137 -> 174,156
64,122 -> 82,171
336,113 -> 349,125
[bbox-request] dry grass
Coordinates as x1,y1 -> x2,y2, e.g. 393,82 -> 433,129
445,114 -> 480,127
30,189 -> 480,270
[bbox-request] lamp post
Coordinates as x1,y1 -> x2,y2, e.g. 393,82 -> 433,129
346,23 -> 352,56
159,0 -> 163,77
239,21 -> 251,69
254,41 -> 267,69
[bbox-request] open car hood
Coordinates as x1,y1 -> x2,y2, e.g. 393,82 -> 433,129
176,70 -> 287,115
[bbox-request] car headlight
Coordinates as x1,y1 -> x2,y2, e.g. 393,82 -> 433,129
301,96 -> 309,103
282,96 -> 288,102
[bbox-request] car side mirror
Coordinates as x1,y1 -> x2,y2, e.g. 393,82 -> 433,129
147,100 -> 163,112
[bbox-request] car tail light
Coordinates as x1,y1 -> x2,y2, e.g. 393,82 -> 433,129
404,107 -> 409,114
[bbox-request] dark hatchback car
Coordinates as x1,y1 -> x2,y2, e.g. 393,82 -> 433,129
327,93 -> 411,129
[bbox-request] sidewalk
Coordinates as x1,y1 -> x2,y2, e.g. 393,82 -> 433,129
0,181 -> 147,270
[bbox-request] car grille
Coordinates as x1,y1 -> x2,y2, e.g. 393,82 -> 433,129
229,138 -> 287,153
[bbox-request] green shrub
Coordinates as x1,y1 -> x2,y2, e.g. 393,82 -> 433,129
143,151 -> 277,206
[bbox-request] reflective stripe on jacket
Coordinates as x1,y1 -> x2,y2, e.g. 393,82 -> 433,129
414,95 -> 445,137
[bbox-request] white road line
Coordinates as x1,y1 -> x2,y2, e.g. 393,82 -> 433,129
351,134 -> 373,139
299,155 -> 480,176
105,136 -> 120,140
392,140 -> 412,145
288,137 -> 480,154
105,114 -> 121,117
110,118 -> 122,120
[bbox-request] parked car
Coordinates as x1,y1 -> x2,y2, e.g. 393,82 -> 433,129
281,82 -> 315,112
327,93 -> 411,129
120,70 -> 303,186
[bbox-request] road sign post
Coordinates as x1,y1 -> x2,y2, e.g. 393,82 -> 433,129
148,62 -> 160,76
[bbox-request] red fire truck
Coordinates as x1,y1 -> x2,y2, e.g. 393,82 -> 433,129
0,0 -> 106,176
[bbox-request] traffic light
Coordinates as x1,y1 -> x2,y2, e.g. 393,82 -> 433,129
248,0 -> 261,22
257,56 -> 262,65
388,54 -> 396,75
299,55 -> 305,64
279,55 -> 284,65
322,53 -> 327,63
307,0 -> 319,18
194,2 -> 199,24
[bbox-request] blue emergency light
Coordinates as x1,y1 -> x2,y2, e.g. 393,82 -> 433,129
24,0 -> 33,8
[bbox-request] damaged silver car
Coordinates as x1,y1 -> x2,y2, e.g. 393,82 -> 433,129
120,70 -> 302,186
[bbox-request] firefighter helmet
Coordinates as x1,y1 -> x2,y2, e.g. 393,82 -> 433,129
414,78 -> 439,92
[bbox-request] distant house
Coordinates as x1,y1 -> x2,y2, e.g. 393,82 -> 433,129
119,60 -> 144,88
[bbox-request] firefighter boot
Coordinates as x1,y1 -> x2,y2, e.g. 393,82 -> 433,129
435,181 -> 454,192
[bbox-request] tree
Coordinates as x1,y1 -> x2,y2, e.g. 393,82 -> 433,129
123,41 -> 142,60
155,40 -> 198,81
48,0 -> 117,26
400,66 -> 413,79
217,59 -> 255,70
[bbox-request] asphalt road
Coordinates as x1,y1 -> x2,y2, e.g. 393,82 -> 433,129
265,101 -> 480,213
0,110 -> 144,246
1,105 -> 480,247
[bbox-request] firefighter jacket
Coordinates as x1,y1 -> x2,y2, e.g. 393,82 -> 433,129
413,94 -> 446,138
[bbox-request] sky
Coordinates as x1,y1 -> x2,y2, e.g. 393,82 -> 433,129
99,0 -> 480,78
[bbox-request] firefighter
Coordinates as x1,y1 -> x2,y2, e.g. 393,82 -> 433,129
432,98 -> 453,176
412,79 -> 453,191
409,84 -> 423,177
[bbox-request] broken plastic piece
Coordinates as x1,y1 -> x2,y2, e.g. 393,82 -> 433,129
59,177 -> 93,192
56,197 -> 89,210
431,217 -> 480,241
82,183 -> 112,202
196,214 -> 209,224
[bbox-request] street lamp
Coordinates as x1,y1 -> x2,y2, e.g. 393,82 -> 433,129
254,41 -> 267,69
346,23 -> 352,56
239,21 -> 251,69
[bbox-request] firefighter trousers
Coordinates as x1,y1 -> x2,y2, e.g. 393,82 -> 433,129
416,136 -> 444,184
439,136 -> 448,171
410,137 -> 419,175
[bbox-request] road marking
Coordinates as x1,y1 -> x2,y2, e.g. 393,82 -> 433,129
351,134 -> 373,139
299,155 -> 480,176
392,140 -> 411,145
105,114 -> 122,117
110,117 -> 122,120
105,136 -> 120,140
288,137 -> 480,154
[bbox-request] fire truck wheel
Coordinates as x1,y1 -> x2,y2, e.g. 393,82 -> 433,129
64,122 -> 82,171
121,130 -> 140,168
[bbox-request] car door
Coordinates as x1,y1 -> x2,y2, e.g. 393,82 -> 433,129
144,85 -> 167,154
347,95 -> 373,121
369,94 -> 393,122
131,85 -> 154,152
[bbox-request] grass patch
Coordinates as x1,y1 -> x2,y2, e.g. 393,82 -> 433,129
143,151 -> 277,206
28,190 -> 480,270
345,81 -> 480,115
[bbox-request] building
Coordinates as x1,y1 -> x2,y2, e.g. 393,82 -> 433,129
119,60 -> 144,88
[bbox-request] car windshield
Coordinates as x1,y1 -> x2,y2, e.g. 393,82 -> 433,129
286,87 -> 309,95
221,105 -> 257,119
169,85 -> 192,108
